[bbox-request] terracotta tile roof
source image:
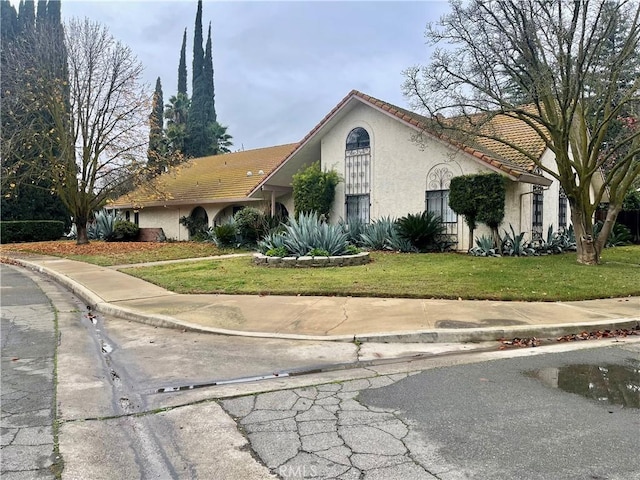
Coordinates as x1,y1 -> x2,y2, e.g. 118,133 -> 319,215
110,143 -> 298,208
351,91 -> 548,179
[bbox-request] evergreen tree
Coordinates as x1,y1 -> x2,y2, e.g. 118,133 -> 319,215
0,0 -> 69,226
17,0 -> 35,33
35,0 -> 46,29
147,77 -> 166,175
203,22 -> 216,124
165,93 -> 190,156
186,0 -> 208,157
177,28 -> 187,95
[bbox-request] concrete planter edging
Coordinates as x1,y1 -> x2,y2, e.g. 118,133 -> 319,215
253,251 -> 370,267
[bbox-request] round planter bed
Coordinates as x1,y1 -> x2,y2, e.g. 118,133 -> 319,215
253,251 -> 370,267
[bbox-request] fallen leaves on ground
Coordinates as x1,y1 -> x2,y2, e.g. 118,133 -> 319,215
0,240 -> 166,256
499,337 -> 541,349
556,325 -> 640,342
499,324 -> 640,348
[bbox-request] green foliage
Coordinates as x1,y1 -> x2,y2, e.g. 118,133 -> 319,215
94,209 -> 119,240
233,207 -> 266,245
266,246 -> 288,257
345,244 -> 361,255
623,189 -> 640,211
210,222 -> 237,248
475,174 -> 506,231
284,212 -> 349,256
179,215 -> 208,239
449,175 -> 479,232
258,231 -> 287,254
0,220 -> 65,243
395,211 -> 446,252
339,217 -> 367,246
501,224 -> 535,256
292,162 -> 341,219
308,248 -> 330,257
469,235 -> 500,257
359,217 -> 397,250
110,220 -> 139,242
594,221 -> 632,247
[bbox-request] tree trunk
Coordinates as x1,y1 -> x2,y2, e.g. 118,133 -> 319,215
75,216 -> 89,245
468,226 -> 475,251
571,207 -> 599,265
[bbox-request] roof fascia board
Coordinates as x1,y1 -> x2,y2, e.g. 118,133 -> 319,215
110,196 -> 263,209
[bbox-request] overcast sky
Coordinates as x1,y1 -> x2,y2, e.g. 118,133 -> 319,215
22,1 -> 451,150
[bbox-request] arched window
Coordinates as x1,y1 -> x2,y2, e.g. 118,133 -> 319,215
345,128 -> 371,223
346,127 -> 370,150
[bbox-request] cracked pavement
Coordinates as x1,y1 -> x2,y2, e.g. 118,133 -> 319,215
222,374 -> 440,480
1,264 -> 59,479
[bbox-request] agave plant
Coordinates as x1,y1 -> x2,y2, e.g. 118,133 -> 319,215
501,224 -> 535,256
258,230 -> 288,254
359,216 -> 396,251
94,209 -> 119,240
338,218 -> 367,246
469,234 -> 499,256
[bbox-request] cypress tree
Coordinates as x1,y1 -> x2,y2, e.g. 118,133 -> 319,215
35,0 -> 45,29
185,0 -> 207,157
203,22 -> 216,123
177,28 -> 188,95
147,77 -> 165,175
18,0 -> 35,33
191,0 -> 203,95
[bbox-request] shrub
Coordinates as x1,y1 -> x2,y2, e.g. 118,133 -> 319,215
595,221 -> 632,247
266,246 -> 288,257
1,220 -> 65,243
396,211 -> 446,252
234,207 -> 266,244
110,220 -> 139,241
292,161 -> 341,219
210,222 -> 238,248
308,248 -> 330,257
179,215 -> 208,239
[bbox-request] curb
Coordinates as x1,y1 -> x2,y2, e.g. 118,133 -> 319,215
8,257 -> 640,344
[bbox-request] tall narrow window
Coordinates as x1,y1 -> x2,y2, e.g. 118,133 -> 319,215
425,166 -> 457,236
558,187 -> 567,229
532,185 -> 544,238
345,127 -> 371,223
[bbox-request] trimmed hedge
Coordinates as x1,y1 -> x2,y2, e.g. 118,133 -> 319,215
1,220 -> 66,243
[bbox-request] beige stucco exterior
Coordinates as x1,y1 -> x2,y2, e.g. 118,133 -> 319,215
315,101 -> 565,250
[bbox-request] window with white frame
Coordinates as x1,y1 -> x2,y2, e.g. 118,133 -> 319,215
345,127 -> 371,223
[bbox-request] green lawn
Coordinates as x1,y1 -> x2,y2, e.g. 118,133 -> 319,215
123,246 -> 640,301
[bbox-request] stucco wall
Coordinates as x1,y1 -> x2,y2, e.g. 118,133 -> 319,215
318,102 -> 562,250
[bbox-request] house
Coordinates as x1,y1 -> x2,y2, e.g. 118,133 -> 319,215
111,90 -> 577,249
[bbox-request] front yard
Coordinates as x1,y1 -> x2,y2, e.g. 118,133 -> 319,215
125,247 -> 640,301
2,241 -> 638,301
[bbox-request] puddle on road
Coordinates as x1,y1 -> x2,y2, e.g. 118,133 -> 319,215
529,364 -> 640,408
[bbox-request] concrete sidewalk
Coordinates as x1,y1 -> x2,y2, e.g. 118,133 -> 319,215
4,253 -> 639,343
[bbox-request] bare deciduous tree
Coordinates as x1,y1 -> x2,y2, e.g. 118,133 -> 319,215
1,18 -> 151,244
404,0 -> 640,265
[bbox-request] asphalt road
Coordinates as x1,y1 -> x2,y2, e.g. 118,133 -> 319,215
358,344 -> 640,480
1,264 -> 59,479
